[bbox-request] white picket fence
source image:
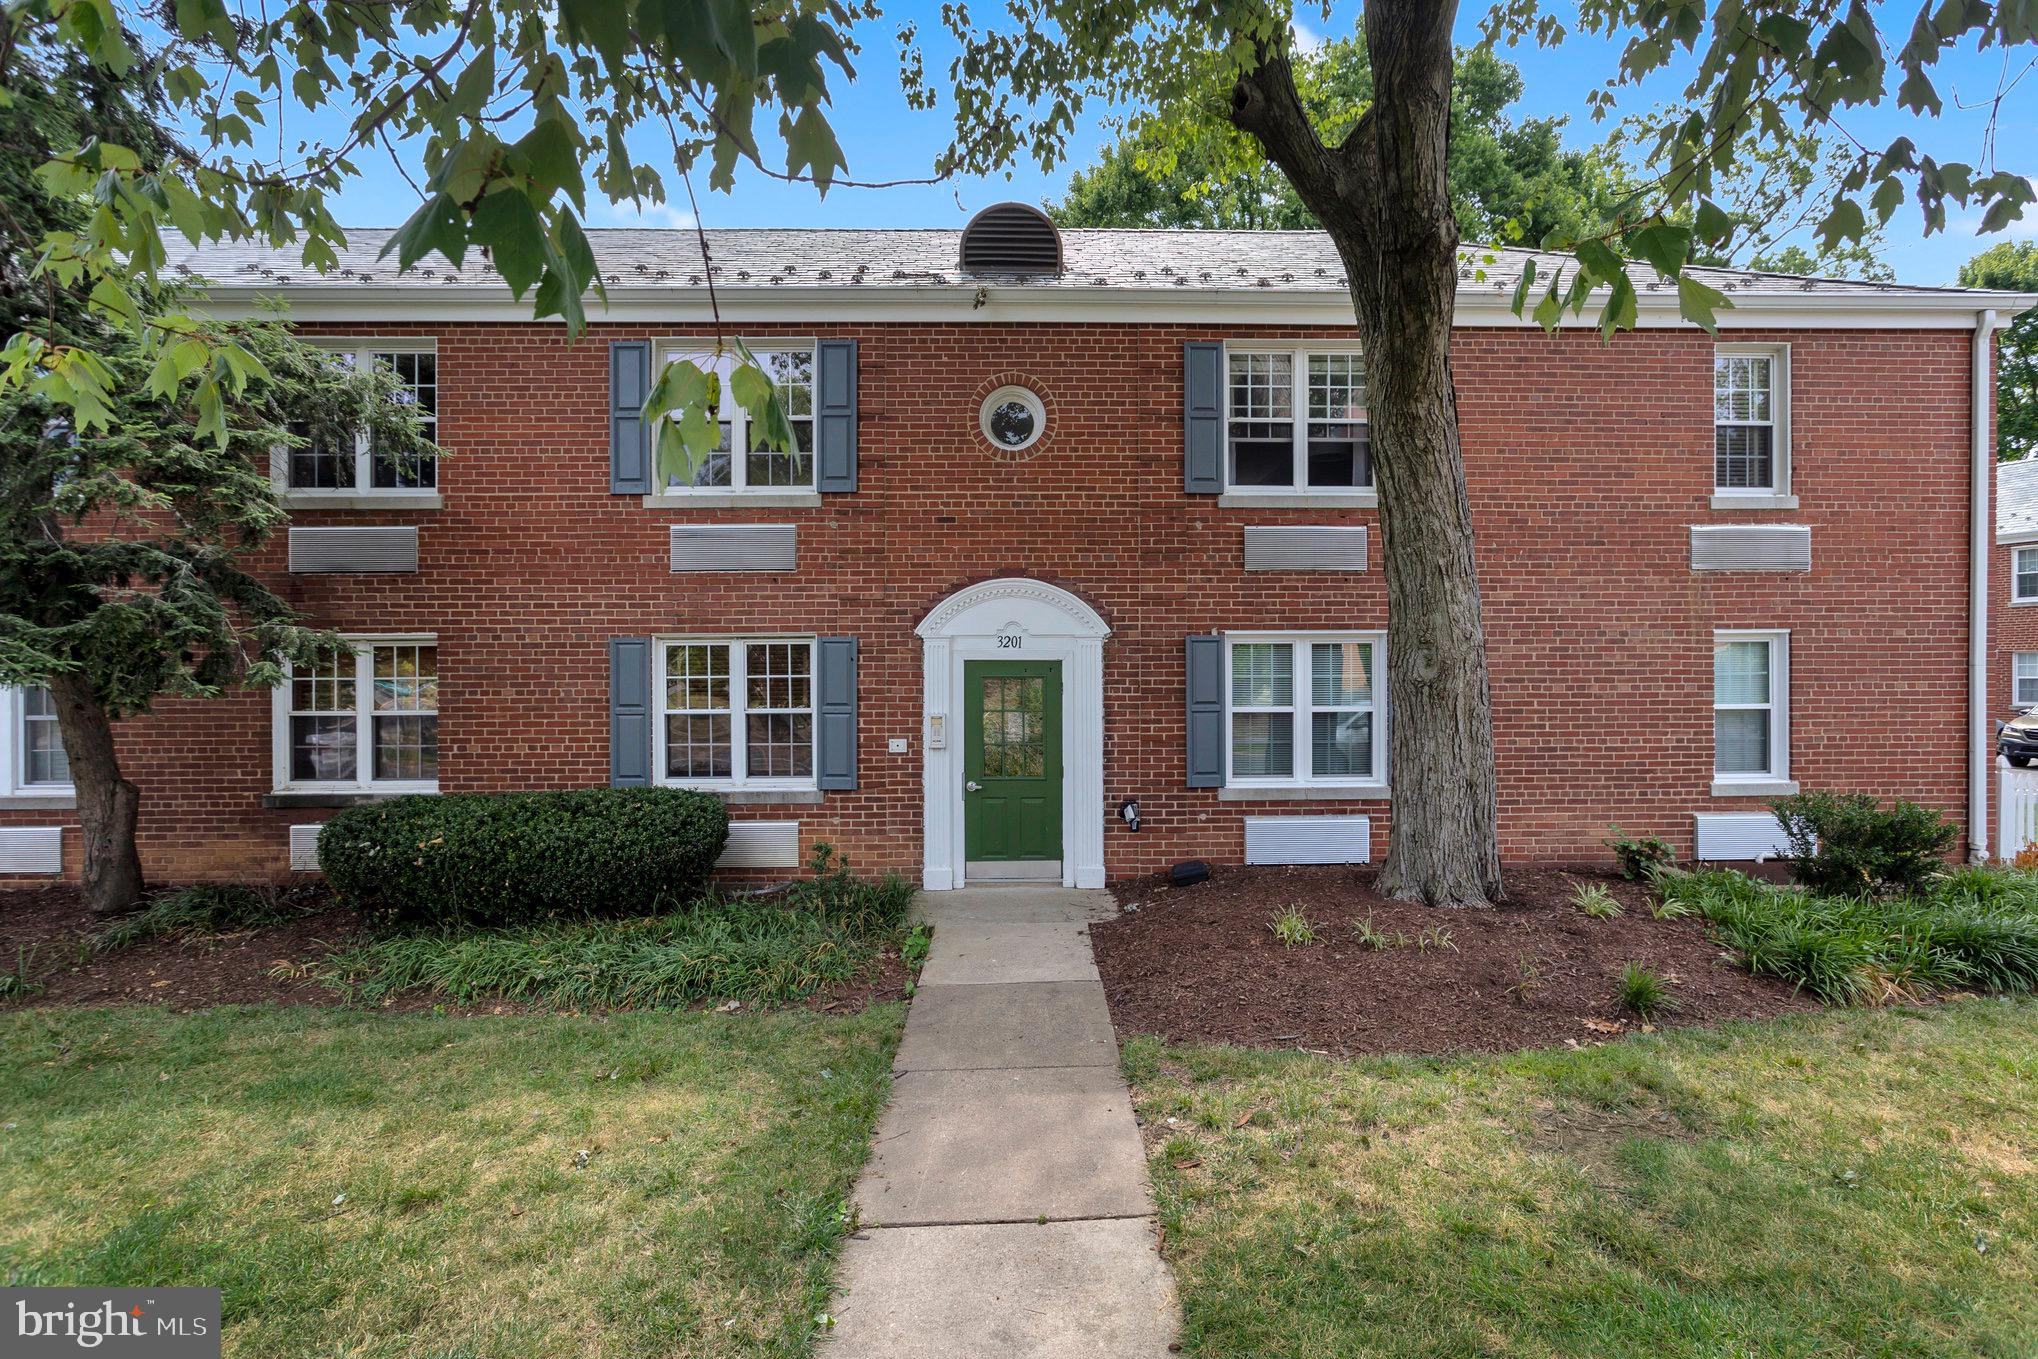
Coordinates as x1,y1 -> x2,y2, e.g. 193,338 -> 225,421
1999,764 -> 2038,860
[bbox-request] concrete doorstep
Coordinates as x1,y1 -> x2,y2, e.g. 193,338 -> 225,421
823,889 -> 1180,1358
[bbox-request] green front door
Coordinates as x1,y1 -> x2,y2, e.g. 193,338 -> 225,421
963,660 -> 1064,869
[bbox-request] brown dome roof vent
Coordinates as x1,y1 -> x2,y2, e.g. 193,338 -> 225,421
959,202 -> 1064,277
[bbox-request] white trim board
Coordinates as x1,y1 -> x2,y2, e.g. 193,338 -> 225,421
189,284 -> 2030,330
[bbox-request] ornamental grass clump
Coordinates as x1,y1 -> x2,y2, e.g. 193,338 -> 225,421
1656,865 -> 2038,1004
321,858 -> 915,1010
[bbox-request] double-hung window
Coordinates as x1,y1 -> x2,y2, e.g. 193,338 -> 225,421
274,640 -> 439,791
1713,631 -> 1792,793
2015,546 -> 2038,603
1225,347 -> 1371,494
283,342 -> 438,495
2016,654 -> 2038,708
0,686 -> 72,797
657,639 -> 815,789
655,345 -> 815,494
1226,634 -> 1386,789
1713,346 -> 1789,499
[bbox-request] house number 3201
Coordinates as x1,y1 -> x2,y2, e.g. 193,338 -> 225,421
995,635 -> 1022,649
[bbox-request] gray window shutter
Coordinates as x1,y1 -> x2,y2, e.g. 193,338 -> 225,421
1184,342 -> 1224,494
610,341 -> 652,494
610,637 -> 652,787
816,636 -> 858,789
816,339 -> 858,493
1186,635 -> 1225,787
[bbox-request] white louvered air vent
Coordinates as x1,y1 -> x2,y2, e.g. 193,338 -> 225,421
288,526 -> 420,573
1243,815 -> 1371,866
717,821 -> 801,869
1693,812 -> 1794,861
1243,526 -> 1368,572
289,824 -> 325,872
1690,525 -> 1812,572
670,525 -> 797,573
0,826 -> 63,874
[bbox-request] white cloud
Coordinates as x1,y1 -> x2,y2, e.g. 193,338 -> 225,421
591,199 -> 697,230
1291,18 -> 1326,53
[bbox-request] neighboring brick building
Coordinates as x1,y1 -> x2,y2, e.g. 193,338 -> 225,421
1994,457 -> 2038,725
1,208 -> 2029,887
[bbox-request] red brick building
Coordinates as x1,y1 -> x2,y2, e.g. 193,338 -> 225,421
0,210 -> 2028,887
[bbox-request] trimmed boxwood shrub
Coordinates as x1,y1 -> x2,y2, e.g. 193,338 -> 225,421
319,788 -> 729,926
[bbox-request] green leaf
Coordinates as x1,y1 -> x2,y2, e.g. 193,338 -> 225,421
469,189 -> 547,296
1694,199 -> 1734,247
381,195 -> 468,271
1509,257 -> 1538,317
1676,275 -> 1733,334
1818,197 -> 1869,255
1597,273 -> 1638,340
1624,222 -> 1693,280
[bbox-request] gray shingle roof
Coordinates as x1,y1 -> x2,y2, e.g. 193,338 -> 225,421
161,227 -> 2029,302
2000,457 -> 2038,540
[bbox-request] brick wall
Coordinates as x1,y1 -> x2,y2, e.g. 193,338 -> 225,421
0,320 -> 1981,883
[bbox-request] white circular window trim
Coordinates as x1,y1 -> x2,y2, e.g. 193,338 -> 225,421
978,384 -> 1047,453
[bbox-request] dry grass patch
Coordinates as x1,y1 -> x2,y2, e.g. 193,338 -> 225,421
1125,1000 -> 2038,1358
0,1004 -> 901,1358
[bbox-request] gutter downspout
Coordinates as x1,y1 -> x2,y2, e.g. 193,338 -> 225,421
1972,308 -> 2000,861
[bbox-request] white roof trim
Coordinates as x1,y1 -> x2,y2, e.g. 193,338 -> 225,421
190,282 -> 2035,329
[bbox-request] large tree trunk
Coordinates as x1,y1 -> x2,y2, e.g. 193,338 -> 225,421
1231,1 -> 1503,905
48,671 -> 145,915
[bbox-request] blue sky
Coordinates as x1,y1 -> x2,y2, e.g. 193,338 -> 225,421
297,2 -> 2034,287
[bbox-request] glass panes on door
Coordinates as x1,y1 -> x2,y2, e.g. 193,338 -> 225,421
979,677 -> 1046,777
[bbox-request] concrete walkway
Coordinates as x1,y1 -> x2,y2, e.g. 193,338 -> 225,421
824,888 -> 1180,1357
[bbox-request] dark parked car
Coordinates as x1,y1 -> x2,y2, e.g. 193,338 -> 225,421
2001,711 -> 2038,767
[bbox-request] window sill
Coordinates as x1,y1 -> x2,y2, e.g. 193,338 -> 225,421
642,492 -> 823,509
664,786 -> 824,805
0,793 -> 76,810
264,788 -> 438,808
2012,598 -> 2038,608
1710,492 -> 1798,511
284,491 -> 442,510
1218,784 -> 1388,802
1217,491 -> 1377,510
1710,779 -> 1799,799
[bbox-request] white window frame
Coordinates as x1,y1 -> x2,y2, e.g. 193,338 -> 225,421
0,686 -> 73,799
2014,546 -> 2038,603
2015,653 -> 2038,708
1223,632 -> 1387,793
653,636 -> 819,792
1712,343 -> 1793,508
270,636 -> 440,794
649,340 -> 817,498
1220,344 -> 1374,503
274,339 -> 439,505
1711,629 -> 1795,796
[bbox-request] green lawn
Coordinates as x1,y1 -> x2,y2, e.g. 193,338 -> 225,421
0,1003 -> 902,1358
1129,999 -> 2038,1359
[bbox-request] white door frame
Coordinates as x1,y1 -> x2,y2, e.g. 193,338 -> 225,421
916,578 -> 1109,890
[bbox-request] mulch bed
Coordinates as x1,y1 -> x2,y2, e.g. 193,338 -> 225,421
0,886 -> 908,1016
1092,864 -> 1816,1057
0,884 -> 368,1011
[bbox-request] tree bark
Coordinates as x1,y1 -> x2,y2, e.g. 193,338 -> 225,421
48,671 -> 145,915
1231,0 -> 1503,905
